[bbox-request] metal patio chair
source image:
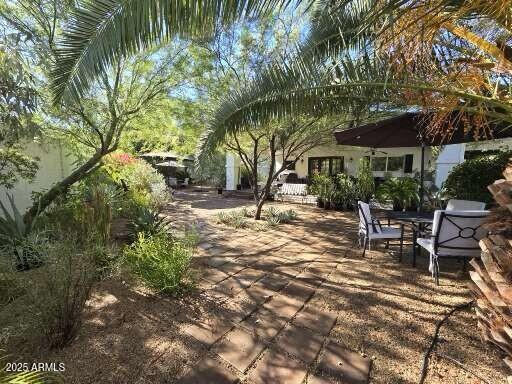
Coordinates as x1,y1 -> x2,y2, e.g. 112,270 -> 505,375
416,209 -> 489,285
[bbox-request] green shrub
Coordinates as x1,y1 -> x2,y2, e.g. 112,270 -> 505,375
265,216 -> 281,228
103,153 -> 170,211
1,234 -> 96,349
355,158 -> 375,202
443,151 -> 512,204
124,231 -> 195,295
263,206 -> 280,218
308,174 -> 333,200
274,209 -> 297,223
239,207 -> 255,218
376,177 -> 419,211
215,211 -> 248,228
332,173 -> 357,210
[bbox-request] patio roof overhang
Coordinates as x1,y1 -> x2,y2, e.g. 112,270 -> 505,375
334,112 -> 512,148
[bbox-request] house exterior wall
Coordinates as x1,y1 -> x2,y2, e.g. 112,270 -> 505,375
435,144 -> 465,188
276,143 -> 433,180
225,153 -> 240,190
0,140 -> 74,213
225,138 -> 511,191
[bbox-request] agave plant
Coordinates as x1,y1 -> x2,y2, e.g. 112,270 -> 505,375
0,194 -> 43,270
0,194 -> 35,244
130,206 -> 171,237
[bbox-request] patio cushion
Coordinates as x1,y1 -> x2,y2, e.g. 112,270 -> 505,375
446,199 -> 486,211
367,227 -> 402,239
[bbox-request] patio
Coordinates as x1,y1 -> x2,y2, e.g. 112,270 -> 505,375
164,190 -> 505,383
41,190 -> 506,384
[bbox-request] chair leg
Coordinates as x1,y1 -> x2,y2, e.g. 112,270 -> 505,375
412,229 -> 417,267
362,236 -> 368,257
399,236 -> 403,263
435,259 -> 440,286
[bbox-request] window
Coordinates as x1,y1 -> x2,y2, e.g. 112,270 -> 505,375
387,156 -> 404,172
371,157 -> 386,172
308,157 -> 344,177
369,155 -> 412,173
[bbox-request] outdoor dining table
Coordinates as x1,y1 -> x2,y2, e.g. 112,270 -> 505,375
376,210 -> 435,267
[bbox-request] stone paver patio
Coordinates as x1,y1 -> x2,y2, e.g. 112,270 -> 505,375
166,191 -> 372,383
156,189 -> 506,384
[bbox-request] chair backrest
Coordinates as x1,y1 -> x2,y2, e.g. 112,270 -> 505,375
357,201 -> 381,234
431,210 -> 489,257
446,199 -> 486,211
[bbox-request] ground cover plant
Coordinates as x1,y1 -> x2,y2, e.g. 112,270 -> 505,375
215,207 -> 298,231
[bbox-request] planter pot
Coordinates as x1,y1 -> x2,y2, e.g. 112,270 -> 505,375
324,201 -> 331,210
317,198 -> 324,208
217,187 -> 223,194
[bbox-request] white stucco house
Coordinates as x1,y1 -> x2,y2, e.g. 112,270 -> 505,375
225,135 -> 512,192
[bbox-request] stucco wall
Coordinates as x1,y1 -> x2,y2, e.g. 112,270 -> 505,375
276,144 -> 433,180
0,140 -> 74,213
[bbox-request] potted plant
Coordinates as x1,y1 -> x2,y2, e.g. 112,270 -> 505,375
355,158 -> 375,203
333,173 -> 357,211
376,177 -> 420,211
309,174 -> 324,207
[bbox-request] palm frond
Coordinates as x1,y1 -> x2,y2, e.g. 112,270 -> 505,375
51,0 -> 300,103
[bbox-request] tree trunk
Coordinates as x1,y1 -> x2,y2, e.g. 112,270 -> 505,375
254,197 -> 266,220
469,160 -> 512,376
24,149 -> 108,225
254,135 -> 276,220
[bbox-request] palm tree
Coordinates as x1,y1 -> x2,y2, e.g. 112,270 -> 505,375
50,0 -> 304,103
197,0 -> 512,155
51,0 -> 512,146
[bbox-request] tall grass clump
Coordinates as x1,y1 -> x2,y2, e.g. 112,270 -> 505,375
1,234 -> 96,349
123,231 -> 196,295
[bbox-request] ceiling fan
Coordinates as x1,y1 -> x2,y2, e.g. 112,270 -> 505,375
363,148 -> 388,156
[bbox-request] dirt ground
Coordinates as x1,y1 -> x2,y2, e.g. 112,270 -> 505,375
36,190 -> 506,383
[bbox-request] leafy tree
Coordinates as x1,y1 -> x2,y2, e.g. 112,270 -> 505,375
25,49 -> 187,221
0,21 -> 41,188
0,2 -> 193,222
0,147 -> 38,188
201,117 -> 335,219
